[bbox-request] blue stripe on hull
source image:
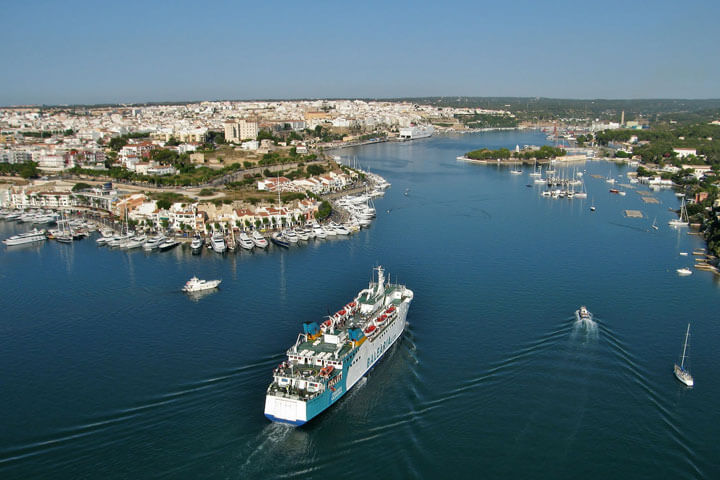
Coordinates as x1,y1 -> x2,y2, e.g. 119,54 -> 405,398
264,413 -> 306,426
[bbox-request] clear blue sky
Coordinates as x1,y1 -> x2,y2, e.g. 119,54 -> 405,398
2,0 -> 718,105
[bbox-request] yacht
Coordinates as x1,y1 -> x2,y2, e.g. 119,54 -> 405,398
3,229 -> 47,246
331,222 -> 350,235
294,228 -> 309,241
143,235 -> 166,250
313,225 -> 327,239
190,235 -> 204,253
676,268 -> 692,276
182,277 -> 221,293
251,231 -> 268,248
158,238 -> 180,251
271,231 -> 290,248
210,231 -> 227,253
323,224 -> 337,236
124,234 -> 147,250
284,229 -> 299,243
237,232 -> 255,250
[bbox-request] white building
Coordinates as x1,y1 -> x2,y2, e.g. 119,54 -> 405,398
224,119 -> 258,142
673,148 -> 697,158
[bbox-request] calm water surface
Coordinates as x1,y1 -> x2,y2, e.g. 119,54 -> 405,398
1,131 -> 718,479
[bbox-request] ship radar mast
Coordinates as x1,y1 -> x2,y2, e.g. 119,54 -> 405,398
375,266 -> 385,296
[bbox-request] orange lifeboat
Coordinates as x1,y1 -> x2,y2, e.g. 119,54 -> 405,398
376,314 -> 387,324
364,325 -> 377,336
386,306 -> 396,314
322,319 -> 332,329
319,365 -> 335,377
348,302 -> 356,307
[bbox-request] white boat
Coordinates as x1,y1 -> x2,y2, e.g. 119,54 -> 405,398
679,252 -> 688,256
323,224 -> 337,236
143,235 -> 166,250
158,239 -> 180,251
668,198 -> 689,227
676,268 -> 692,276
251,230 -> 268,248
124,234 -> 147,250
313,224 -> 327,239
510,168 -> 523,175
284,229 -> 299,243
210,231 -> 227,253
190,235 -> 204,251
578,305 -> 592,320
96,229 -> 115,245
529,162 -> 542,177
3,229 -> 47,246
237,232 -> 255,250
294,228 -> 309,241
182,276 -> 221,293
651,217 -> 659,230
107,233 -> 134,247
673,324 -> 694,387
330,222 -> 350,235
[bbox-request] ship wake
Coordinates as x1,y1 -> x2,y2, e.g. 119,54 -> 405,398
571,310 -> 598,341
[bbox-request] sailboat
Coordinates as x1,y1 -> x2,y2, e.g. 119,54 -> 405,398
529,161 -> 541,177
673,323 -> 694,387
651,217 -> 659,230
668,198 -> 689,227
590,197 -> 596,212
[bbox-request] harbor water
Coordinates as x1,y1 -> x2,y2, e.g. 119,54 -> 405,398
1,130 -> 719,479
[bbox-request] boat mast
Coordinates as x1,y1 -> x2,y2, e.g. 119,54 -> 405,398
681,323 -> 690,369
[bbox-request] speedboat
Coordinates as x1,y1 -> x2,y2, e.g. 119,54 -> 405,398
676,268 -> 692,276
578,305 -> 591,320
182,277 -> 221,293
251,231 -> 268,248
237,232 -> 255,250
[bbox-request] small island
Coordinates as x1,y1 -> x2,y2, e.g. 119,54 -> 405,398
458,145 -> 567,164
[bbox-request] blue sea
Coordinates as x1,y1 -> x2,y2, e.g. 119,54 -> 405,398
1,130 -> 718,479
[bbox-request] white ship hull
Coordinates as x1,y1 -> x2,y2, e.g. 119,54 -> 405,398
264,268 -> 412,426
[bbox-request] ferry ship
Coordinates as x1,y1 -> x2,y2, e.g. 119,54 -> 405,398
264,266 -> 413,426
397,125 -> 434,141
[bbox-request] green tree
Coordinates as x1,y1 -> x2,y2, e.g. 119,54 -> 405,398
20,162 -> 39,179
157,199 -> 172,210
316,200 -> 332,220
109,136 -> 128,151
71,182 -> 92,192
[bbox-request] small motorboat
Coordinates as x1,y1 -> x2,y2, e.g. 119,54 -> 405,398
182,276 -> 221,292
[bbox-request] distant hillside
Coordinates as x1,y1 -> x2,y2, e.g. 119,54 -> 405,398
375,97 -> 720,124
